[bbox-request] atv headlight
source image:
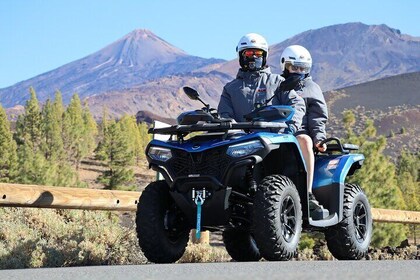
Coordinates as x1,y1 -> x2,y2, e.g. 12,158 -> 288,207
148,146 -> 172,162
226,140 -> 264,158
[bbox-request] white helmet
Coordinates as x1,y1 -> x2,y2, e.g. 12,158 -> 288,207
236,33 -> 269,53
280,45 -> 312,74
236,33 -> 268,71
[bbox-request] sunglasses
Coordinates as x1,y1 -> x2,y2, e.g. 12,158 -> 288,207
242,50 -> 264,58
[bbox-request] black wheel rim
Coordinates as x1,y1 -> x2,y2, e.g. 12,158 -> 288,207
280,195 -> 297,242
353,201 -> 368,242
164,210 -> 187,242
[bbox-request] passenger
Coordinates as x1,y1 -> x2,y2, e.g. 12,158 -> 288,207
280,45 -> 328,211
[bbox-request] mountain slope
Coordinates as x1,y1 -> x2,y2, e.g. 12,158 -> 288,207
85,71 -> 232,119
325,71 -> 420,157
83,23 -> 420,122
214,22 -> 420,91
0,29 -> 224,107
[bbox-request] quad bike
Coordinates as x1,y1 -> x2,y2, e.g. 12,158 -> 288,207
135,83 -> 372,263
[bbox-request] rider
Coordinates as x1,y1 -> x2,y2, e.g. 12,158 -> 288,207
280,45 -> 328,211
218,33 -> 305,134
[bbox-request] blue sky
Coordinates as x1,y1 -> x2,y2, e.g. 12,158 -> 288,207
1,0 -> 419,88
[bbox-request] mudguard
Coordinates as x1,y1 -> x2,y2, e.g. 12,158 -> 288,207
311,153 -> 364,226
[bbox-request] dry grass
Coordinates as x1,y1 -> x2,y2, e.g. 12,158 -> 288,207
0,207 -> 146,268
179,242 -> 230,263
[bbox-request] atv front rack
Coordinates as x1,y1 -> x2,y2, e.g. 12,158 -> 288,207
148,121 -> 288,135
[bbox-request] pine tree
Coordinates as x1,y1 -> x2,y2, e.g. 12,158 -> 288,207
97,118 -> 135,189
16,142 -> 49,185
14,88 -> 47,184
53,90 -> 65,121
95,108 -> 110,161
138,122 -> 151,160
343,113 -> 408,247
41,99 -> 64,161
0,104 -> 18,182
15,87 -> 42,151
396,151 -> 420,211
119,115 -> 142,164
62,94 -> 86,170
39,97 -> 78,187
11,89 -> 77,186
82,101 -> 98,159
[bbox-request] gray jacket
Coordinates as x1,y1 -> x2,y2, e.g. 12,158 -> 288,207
295,76 -> 328,143
218,67 -> 306,132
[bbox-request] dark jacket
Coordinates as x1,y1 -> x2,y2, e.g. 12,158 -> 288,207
217,67 -> 305,132
295,76 -> 328,143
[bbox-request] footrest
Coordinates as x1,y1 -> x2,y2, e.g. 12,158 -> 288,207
310,207 -> 330,221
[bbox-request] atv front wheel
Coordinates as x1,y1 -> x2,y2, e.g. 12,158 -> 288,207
223,227 -> 261,261
136,180 -> 190,263
252,175 -> 302,261
325,183 -> 372,260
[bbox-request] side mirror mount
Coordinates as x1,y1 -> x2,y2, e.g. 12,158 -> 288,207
182,86 -> 210,111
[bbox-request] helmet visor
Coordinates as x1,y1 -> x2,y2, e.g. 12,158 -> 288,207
286,62 -> 310,74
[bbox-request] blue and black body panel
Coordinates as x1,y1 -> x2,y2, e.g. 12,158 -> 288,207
146,131 -> 306,227
310,153 -> 365,227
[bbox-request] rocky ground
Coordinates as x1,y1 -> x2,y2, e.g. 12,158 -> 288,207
296,239 -> 419,261
210,233 -> 420,261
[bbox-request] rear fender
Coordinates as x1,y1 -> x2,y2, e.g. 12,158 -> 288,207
312,154 -> 364,222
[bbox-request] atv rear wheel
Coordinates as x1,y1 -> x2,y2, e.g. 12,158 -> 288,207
223,227 -> 261,261
325,183 -> 372,260
136,180 -> 190,263
252,175 -> 302,261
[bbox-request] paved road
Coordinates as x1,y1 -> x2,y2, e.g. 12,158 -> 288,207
0,260 -> 418,280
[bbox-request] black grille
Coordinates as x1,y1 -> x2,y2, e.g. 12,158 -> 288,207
169,147 -> 231,180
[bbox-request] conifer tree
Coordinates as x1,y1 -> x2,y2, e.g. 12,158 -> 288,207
138,122 -> 151,160
97,118 -> 135,189
95,108 -> 110,161
82,101 -> 98,158
39,97 -> 77,187
119,115 -> 142,164
41,99 -> 64,160
62,94 -> 86,170
53,90 -> 65,122
0,105 -> 18,182
14,88 -> 47,184
12,89 -> 76,186
396,151 -> 420,211
342,112 -> 407,246
15,87 -> 42,151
